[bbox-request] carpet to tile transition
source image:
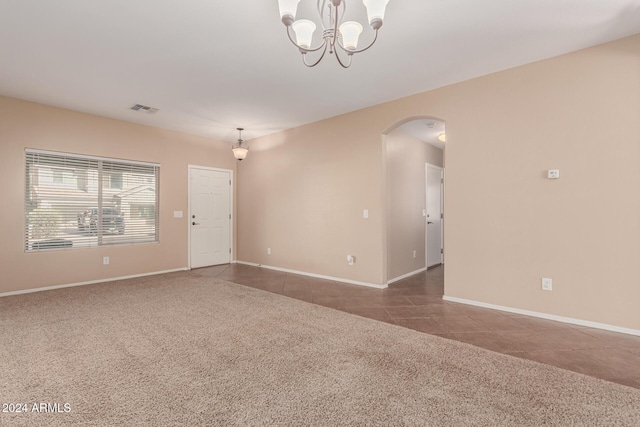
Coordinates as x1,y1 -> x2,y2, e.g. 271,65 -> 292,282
1,273 -> 639,426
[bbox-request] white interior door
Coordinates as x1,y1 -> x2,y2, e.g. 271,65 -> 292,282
189,167 -> 231,268
426,164 -> 443,268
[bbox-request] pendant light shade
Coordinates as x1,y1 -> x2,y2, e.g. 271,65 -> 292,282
362,0 -> 390,29
292,19 -> 317,49
339,21 -> 363,50
278,0 -> 301,24
232,147 -> 248,161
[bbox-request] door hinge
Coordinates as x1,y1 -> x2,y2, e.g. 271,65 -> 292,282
441,248 -> 443,254
229,214 -> 231,220
441,178 -> 443,184
229,248 -> 231,254
441,213 -> 443,219
229,180 -> 231,185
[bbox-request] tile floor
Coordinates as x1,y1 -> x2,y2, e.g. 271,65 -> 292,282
190,263 -> 640,389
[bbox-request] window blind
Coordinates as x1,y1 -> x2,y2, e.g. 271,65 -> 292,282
25,149 -> 159,252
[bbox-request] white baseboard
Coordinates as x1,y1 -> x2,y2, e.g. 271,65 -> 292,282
235,261 -> 387,289
387,268 -> 427,285
0,268 -> 190,298
443,295 -> 640,337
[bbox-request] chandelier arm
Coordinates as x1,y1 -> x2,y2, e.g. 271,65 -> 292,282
339,0 -> 346,24
317,0 -> 325,18
302,43 -> 329,67
335,28 -> 379,55
333,47 -> 353,68
286,25 -> 327,53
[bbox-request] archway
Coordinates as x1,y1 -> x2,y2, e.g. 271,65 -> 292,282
381,116 -> 446,285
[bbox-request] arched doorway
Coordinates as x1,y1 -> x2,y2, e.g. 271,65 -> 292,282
381,116 -> 446,284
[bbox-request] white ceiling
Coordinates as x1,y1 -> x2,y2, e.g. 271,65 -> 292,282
396,119 -> 446,149
1,0 -> 639,143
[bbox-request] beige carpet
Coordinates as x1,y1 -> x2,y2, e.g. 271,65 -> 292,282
1,273 -> 639,426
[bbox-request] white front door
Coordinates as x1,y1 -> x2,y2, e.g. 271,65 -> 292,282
189,167 -> 231,268
426,164 -> 443,268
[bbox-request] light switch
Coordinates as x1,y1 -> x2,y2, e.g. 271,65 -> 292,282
363,210 -> 369,219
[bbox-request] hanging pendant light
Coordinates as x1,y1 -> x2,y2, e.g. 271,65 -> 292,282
232,128 -> 249,161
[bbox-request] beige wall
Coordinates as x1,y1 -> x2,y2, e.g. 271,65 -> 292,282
386,130 -> 443,281
238,33 -> 640,330
236,118 -> 385,285
0,96 -> 236,293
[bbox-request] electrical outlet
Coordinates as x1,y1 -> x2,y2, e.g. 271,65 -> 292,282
347,255 -> 355,266
547,169 -> 560,179
542,277 -> 552,291
363,209 -> 369,219
267,248 -> 271,255
413,250 -> 417,259
103,256 -> 110,265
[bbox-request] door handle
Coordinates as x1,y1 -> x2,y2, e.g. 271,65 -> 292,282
427,221 -> 433,225
192,222 -> 200,226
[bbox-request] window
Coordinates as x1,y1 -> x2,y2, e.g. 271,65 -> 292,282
107,172 -> 123,189
25,149 -> 160,252
52,169 -> 64,183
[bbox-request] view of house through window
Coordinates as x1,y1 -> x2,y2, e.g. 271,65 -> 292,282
25,150 -> 159,251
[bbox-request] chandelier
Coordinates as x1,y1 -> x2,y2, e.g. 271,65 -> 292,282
232,128 -> 249,161
277,0 -> 391,68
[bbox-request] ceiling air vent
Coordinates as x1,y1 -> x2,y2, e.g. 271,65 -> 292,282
130,104 -> 159,114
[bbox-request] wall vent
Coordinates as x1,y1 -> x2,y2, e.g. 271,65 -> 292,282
130,104 -> 159,114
